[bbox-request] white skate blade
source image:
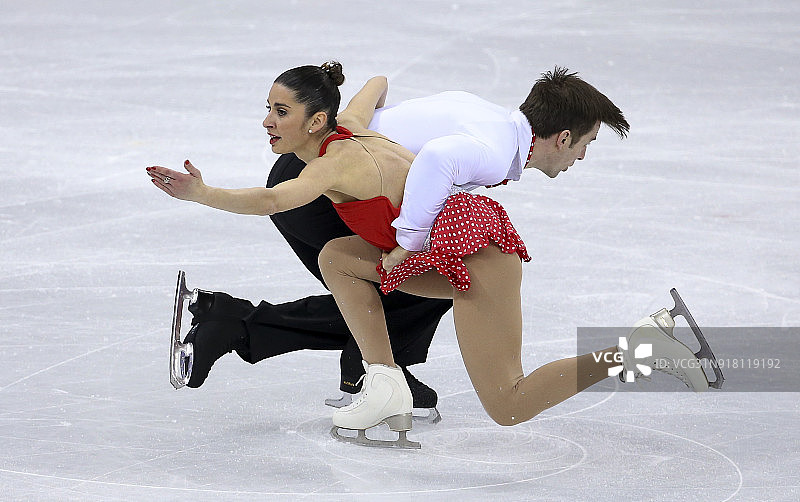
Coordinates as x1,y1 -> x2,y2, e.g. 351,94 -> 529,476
413,407 -> 442,425
169,270 -> 196,389
668,288 -> 725,389
324,393 -> 354,408
330,426 -> 421,449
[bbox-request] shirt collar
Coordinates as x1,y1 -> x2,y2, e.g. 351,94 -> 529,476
509,109 -> 533,181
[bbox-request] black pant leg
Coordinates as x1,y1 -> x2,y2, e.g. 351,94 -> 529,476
266,153 -> 353,284
383,291 -> 452,368
263,154 -> 365,387
244,295 -> 351,358
261,154 -> 452,392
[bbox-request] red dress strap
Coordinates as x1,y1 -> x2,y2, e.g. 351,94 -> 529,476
319,126 -> 354,156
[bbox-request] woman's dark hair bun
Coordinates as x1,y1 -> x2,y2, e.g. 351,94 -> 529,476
320,61 -> 345,86
274,62 -> 344,130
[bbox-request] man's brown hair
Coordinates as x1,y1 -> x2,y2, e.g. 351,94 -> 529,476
520,67 -> 629,143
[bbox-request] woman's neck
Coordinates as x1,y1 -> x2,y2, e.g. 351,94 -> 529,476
295,128 -> 336,163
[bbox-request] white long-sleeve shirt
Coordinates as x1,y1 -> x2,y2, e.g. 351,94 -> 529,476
368,91 -> 533,251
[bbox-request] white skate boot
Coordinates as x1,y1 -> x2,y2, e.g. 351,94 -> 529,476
330,363 -> 420,449
618,289 -> 724,391
326,366 -> 442,425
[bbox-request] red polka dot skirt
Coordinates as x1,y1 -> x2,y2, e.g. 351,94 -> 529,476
378,192 -> 531,294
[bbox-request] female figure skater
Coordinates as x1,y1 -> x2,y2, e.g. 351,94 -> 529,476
148,62 -> 710,448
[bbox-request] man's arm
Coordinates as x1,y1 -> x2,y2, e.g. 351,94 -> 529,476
368,96 -> 460,155
366,91 -> 515,252
391,135 -> 510,251
338,76 -> 388,128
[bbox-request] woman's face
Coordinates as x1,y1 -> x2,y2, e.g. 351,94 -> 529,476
263,83 -> 310,154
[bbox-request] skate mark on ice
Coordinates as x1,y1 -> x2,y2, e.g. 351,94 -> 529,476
0,467 -> 346,498
0,205 -> 183,244
70,442 -> 220,494
562,416 -> 743,502
582,170 -> 800,194
295,417 -> 589,495
0,331 -> 152,392
675,271 -> 800,306
386,9 -> 523,86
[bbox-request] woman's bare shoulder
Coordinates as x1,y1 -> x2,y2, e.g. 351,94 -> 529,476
336,116 -> 370,134
338,120 -> 394,144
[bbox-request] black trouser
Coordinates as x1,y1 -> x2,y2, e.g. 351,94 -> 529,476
235,153 -> 452,392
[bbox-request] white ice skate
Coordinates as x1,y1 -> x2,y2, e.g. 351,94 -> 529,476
618,288 -> 724,391
326,392 -> 442,425
330,363 -> 420,449
169,270 -> 203,389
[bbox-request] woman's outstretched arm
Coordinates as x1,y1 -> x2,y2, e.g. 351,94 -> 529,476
147,157 -> 340,216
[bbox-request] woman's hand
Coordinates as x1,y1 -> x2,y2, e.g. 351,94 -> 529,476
147,160 -> 206,203
381,246 -> 415,273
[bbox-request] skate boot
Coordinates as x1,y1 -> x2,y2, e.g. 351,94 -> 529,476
330,363 -> 420,449
182,318 -> 248,388
403,367 -> 441,424
169,271 -> 250,389
617,288 -> 724,391
326,367 -> 442,424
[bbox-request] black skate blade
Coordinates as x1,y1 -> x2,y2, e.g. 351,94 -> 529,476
330,426 -> 421,449
668,288 -> 725,389
170,270 -> 194,389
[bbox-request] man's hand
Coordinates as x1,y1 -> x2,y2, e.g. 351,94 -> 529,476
381,246 -> 415,272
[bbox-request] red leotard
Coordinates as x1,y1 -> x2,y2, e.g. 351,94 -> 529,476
320,127 -> 402,252
319,126 -> 530,293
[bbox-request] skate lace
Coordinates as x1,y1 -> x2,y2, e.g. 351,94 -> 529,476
343,374 -> 368,411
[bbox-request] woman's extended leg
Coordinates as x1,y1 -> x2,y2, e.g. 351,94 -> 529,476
451,245 -> 617,425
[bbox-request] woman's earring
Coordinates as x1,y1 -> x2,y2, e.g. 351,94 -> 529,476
308,129 -> 313,134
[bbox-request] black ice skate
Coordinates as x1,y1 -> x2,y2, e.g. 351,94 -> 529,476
169,270 -> 250,389
169,270 -> 218,389
403,367 -> 442,424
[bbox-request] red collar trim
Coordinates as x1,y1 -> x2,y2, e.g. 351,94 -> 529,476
486,127 -> 535,188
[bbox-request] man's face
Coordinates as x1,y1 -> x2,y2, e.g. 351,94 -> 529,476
530,121 -> 601,178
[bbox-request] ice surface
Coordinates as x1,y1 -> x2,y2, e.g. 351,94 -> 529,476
1,1 -> 799,500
